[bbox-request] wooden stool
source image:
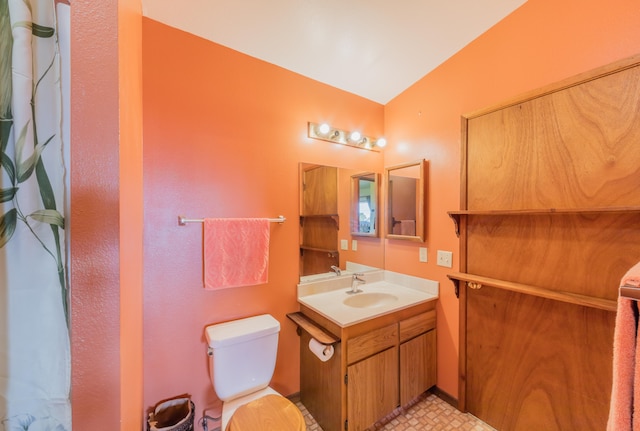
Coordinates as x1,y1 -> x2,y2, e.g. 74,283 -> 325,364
226,394 -> 305,431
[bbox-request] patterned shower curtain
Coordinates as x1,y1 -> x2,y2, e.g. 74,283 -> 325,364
0,0 -> 70,430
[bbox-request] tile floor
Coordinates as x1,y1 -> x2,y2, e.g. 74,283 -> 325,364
295,392 -> 496,431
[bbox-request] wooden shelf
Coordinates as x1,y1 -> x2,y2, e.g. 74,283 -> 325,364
299,245 -> 339,256
447,272 -> 617,312
300,214 -> 339,217
300,214 -> 339,228
286,312 -> 340,345
447,206 -> 640,237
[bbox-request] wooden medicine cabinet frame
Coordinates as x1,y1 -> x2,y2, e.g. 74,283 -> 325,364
350,172 -> 380,237
385,159 -> 428,242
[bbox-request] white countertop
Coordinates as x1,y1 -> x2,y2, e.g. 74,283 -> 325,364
297,271 -> 438,327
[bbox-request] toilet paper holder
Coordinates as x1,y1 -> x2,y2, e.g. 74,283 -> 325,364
309,337 -> 335,362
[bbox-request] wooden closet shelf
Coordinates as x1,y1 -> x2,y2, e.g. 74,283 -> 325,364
299,214 -> 339,229
286,312 -> 340,345
447,272 -> 617,312
300,246 -> 339,255
300,214 -> 339,218
447,206 -> 640,237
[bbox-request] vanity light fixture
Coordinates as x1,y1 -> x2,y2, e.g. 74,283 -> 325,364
307,122 -> 386,152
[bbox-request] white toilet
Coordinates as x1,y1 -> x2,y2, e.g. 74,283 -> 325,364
205,314 -> 305,431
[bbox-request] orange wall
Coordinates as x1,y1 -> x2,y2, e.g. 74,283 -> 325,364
118,0 -> 144,429
384,0 -> 640,397
71,1 -> 144,430
70,2 -> 121,430
141,18 -> 384,414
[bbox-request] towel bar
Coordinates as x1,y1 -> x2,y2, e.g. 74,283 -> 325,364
178,215 -> 286,225
620,284 -> 640,301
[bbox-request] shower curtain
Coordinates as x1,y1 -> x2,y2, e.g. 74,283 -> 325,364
1,0 -> 70,430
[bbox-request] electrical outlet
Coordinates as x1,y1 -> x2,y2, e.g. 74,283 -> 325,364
340,239 -> 348,250
351,240 -> 358,251
419,247 -> 428,262
437,250 -> 453,268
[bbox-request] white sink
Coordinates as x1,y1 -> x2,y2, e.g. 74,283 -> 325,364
297,273 -> 439,327
343,292 -> 398,308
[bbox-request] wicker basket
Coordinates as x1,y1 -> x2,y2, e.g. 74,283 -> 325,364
148,397 -> 195,431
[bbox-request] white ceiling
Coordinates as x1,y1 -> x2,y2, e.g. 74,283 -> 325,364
142,0 -> 526,104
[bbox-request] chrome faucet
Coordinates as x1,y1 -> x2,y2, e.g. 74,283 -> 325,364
349,273 -> 365,294
330,265 -> 341,276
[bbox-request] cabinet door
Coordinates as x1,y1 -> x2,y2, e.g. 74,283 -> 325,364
400,329 -> 436,406
347,347 -> 398,431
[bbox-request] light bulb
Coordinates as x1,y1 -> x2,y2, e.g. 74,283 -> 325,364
349,131 -> 361,142
318,123 -> 331,135
376,137 -> 387,148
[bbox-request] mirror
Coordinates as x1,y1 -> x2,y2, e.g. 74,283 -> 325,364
299,163 -> 384,281
385,159 -> 427,242
350,172 -> 379,237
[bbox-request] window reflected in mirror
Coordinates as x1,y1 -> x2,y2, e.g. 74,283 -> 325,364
351,172 -> 379,237
385,160 -> 427,241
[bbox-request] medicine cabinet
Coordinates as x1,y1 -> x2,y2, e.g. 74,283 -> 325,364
385,159 -> 427,241
350,172 -> 379,237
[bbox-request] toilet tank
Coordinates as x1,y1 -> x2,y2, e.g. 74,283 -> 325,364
205,314 -> 280,401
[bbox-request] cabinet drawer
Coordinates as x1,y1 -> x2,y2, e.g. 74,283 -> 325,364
347,323 -> 398,364
399,310 -> 436,343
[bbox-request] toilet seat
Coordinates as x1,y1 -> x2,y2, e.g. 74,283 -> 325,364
226,394 -> 305,431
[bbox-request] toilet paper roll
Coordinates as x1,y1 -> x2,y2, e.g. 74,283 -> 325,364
308,338 -> 334,362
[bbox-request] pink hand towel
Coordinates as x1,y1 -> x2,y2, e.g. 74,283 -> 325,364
607,261 -> 640,431
204,218 -> 270,289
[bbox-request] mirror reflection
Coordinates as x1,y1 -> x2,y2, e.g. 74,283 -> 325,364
299,163 -> 384,281
386,160 -> 427,241
351,172 -> 379,237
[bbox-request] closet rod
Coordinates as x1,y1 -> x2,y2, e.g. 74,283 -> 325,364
178,215 -> 286,226
620,284 -> 640,301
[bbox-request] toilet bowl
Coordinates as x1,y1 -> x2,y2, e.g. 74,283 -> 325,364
205,314 -> 305,431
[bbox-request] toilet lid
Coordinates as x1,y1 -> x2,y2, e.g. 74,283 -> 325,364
226,394 -> 306,431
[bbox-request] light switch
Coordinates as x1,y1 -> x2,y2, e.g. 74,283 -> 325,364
419,247 -> 428,262
437,250 -> 453,268
351,240 -> 358,251
340,239 -> 348,250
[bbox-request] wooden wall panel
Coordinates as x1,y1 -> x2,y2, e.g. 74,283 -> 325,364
458,56 -> 640,430
466,213 -> 640,299
302,166 -> 338,215
466,288 -> 614,430
466,64 -> 640,211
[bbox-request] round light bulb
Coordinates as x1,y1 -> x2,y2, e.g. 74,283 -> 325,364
376,137 -> 387,148
318,123 -> 331,135
349,131 -> 361,142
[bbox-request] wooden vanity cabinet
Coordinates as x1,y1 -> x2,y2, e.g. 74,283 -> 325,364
297,301 -> 436,431
346,324 -> 398,431
399,310 -> 436,406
